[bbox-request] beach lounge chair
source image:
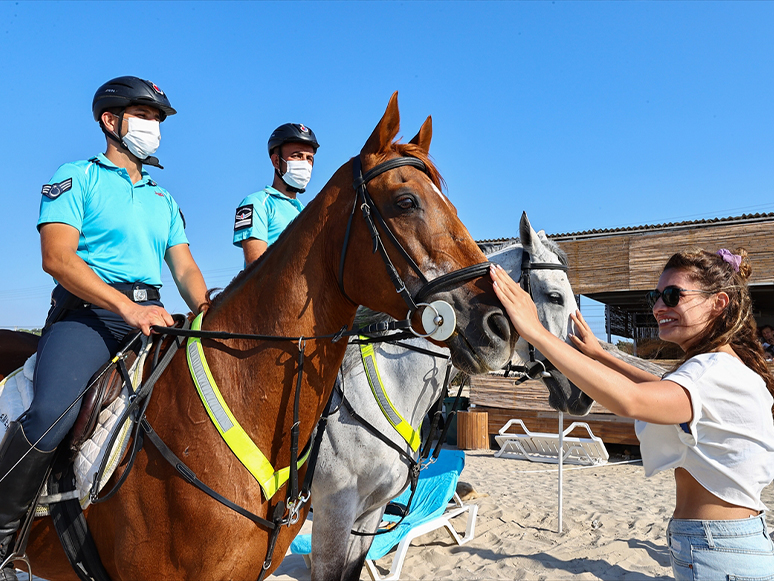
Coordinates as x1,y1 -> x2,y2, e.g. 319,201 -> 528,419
290,448 -> 477,581
494,418 -> 609,466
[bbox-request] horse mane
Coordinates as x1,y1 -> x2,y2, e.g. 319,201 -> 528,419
491,237 -> 568,268
340,307 -> 394,375
540,237 -> 569,267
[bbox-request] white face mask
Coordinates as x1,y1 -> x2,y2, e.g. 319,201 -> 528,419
281,159 -> 313,192
122,117 -> 161,160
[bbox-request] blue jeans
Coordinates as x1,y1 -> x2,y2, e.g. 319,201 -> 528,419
667,514 -> 774,580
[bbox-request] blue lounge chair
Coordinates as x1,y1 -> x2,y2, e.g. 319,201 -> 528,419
290,448 -> 477,581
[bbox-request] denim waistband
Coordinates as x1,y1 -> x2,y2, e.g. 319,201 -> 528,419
668,513 -> 767,537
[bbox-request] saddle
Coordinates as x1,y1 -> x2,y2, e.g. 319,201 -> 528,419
66,344 -> 143,455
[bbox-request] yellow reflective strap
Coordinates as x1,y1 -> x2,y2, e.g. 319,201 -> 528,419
186,313 -> 309,499
359,337 -> 421,452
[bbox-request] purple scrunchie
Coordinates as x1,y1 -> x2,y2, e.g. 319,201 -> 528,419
716,248 -> 741,272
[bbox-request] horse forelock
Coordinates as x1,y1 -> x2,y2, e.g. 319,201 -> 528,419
377,142 -> 446,193
541,237 -> 568,267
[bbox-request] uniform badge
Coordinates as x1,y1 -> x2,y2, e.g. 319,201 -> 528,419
41,178 -> 73,199
234,204 -> 253,230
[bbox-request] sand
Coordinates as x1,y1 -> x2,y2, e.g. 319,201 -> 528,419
272,449 -> 774,580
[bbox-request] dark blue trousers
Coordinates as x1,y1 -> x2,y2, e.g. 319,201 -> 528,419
23,301 -> 159,451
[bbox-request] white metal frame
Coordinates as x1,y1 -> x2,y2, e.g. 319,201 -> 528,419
493,418 -> 608,466
364,492 -> 478,581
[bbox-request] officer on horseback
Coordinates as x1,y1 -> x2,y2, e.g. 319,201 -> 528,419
233,123 -> 320,264
0,76 -> 208,580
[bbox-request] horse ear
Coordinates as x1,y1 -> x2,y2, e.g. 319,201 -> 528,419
408,116 -> 433,153
519,211 -> 534,249
361,92 -> 401,156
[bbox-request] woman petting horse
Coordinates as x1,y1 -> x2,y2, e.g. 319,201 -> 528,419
307,212 -> 593,581
18,93 -> 516,580
491,247 -> 774,578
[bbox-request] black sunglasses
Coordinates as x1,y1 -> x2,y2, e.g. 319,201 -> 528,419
645,286 -> 713,309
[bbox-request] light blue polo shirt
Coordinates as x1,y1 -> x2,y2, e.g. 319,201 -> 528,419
37,153 -> 188,287
232,186 -> 304,249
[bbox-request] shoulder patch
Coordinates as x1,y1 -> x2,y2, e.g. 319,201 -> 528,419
179,208 -> 186,229
234,204 -> 253,231
41,178 -> 73,200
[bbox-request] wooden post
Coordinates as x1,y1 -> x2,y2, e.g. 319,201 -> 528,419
456,411 -> 489,450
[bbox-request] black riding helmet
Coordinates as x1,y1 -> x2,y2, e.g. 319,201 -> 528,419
92,76 -> 176,122
92,76 -> 175,169
267,123 -> 320,156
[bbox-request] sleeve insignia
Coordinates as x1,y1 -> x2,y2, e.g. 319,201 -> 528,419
234,204 -> 253,231
41,178 -> 73,199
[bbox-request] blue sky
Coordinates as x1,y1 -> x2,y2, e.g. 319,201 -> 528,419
1,1 -> 773,337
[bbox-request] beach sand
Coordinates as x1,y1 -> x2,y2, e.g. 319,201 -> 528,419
273,449 -> 774,580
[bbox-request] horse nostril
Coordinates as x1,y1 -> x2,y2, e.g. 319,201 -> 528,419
486,312 -> 511,344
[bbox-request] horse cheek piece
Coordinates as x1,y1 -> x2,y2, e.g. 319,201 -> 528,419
339,154 -> 489,344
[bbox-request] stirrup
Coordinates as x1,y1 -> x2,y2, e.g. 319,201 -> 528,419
0,463 -> 54,581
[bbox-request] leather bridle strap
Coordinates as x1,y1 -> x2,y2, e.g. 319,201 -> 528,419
414,261 -> 492,304
504,250 -> 569,380
338,155 -> 496,332
339,155 -> 429,313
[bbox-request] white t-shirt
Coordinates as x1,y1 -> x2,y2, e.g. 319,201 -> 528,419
635,352 -> 774,511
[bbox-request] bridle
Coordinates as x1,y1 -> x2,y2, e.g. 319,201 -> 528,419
504,248 -> 569,382
338,155 -> 491,340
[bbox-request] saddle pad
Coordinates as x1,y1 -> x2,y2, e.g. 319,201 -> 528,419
0,339 -> 151,515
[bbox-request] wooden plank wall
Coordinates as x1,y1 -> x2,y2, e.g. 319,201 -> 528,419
470,374 -> 639,446
556,219 -> 774,295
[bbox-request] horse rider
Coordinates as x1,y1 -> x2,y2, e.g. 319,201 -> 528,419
233,123 -> 320,264
0,76 -> 208,581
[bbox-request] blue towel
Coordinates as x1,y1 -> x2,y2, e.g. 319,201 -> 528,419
290,449 -> 465,561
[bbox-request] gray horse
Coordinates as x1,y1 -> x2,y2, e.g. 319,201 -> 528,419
307,213 -> 592,581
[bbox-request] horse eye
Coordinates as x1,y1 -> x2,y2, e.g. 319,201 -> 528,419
396,196 -> 417,210
548,292 -> 564,305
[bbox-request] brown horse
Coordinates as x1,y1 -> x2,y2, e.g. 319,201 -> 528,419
0,330 -> 40,381
19,93 -> 516,580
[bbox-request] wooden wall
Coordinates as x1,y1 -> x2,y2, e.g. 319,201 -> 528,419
554,219 -> 774,295
470,374 -> 639,446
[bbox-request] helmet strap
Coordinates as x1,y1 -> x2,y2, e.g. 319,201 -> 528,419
275,156 -> 303,194
99,109 -> 164,170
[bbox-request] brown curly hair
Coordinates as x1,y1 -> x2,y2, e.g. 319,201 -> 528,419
661,248 -> 774,397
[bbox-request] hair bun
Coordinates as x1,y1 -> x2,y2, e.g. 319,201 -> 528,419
734,247 -> 752,280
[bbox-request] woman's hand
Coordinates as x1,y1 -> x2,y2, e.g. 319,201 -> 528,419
490,263 -> 546,343
569,310 -> 606,361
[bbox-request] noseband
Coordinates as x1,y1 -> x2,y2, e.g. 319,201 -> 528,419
505,249 -> 569,381
338,155 -> 491,339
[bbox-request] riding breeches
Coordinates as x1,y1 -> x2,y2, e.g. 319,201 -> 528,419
22,302 -> 159,452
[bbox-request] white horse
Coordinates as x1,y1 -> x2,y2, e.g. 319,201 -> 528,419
307,213 -> 592,581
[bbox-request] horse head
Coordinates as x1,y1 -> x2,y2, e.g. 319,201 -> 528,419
512,212 -> 594,416
337,92 -> 516,374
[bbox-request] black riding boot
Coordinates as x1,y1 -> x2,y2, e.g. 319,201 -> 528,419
0,422 -> 56,581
